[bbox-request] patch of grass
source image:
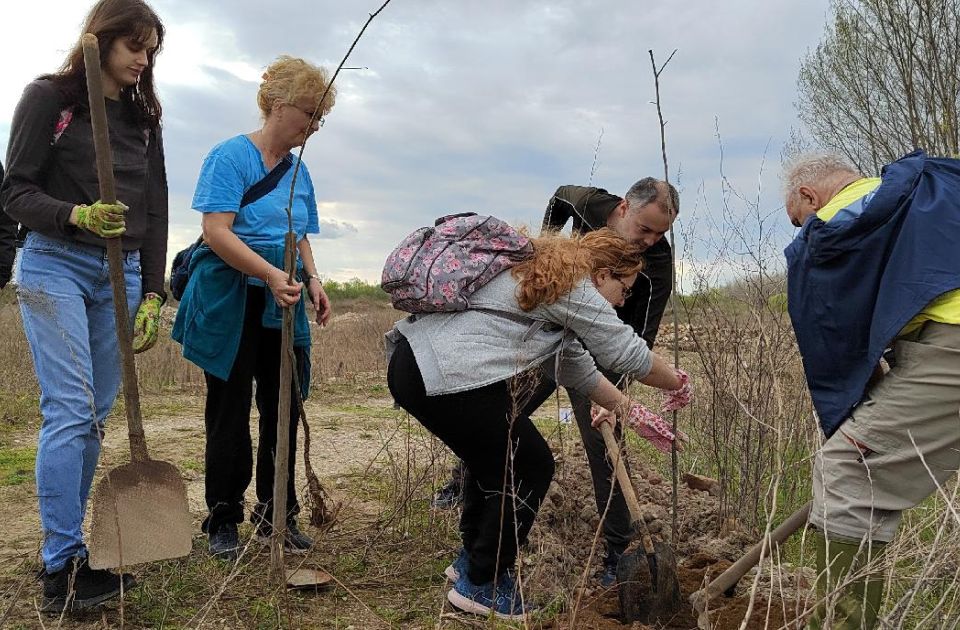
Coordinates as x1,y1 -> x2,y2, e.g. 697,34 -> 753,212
180,458 -> 204,472
0,446 -> 36,486
328,403 -> 399,420
0,393 -> 41,437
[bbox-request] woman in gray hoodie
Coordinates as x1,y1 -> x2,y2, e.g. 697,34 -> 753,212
387,228 -> 690,620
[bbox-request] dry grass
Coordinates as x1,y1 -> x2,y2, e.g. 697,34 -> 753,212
0,274 -> 959,628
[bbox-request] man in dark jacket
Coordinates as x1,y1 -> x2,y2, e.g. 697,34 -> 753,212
0,162 -> 17,289
540,178 -> 678,585
783,151 -> 960,630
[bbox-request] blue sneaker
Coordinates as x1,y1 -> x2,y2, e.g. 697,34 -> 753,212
447,572 -> 535,620
444,548 -> 469,581
431,478 -> 463,509
599,550 -> 621,588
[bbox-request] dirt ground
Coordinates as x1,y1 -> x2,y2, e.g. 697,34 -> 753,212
521,441 -> 811,630
0,368 -> 814,629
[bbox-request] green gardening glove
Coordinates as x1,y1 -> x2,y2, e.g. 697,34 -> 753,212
132,293 -> 163,354
75,200 -> 128,237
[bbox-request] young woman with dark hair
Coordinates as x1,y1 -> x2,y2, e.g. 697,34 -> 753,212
0,0 -> 167,613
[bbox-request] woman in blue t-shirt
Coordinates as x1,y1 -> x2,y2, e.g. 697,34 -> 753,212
173,56 -> 334,561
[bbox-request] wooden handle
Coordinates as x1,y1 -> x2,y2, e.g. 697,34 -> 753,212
270,231 -> 298,573
599,421 -> 656,554
697,501 -> 811,603
82,34 -> 148,462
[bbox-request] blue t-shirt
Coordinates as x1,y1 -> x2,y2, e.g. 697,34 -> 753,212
192,135 -> 320,247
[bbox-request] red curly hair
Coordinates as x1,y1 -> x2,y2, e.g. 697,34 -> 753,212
512,228 -> 645,311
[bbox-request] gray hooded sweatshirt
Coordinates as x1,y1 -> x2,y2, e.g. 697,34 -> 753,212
387,272 -> 653,396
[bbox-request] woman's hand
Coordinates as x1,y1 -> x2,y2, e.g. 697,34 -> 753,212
590,405 -> 617,428
624,402 -> 686,453
307,277 -> 332,326
72,200 -> 128,237
132,293 -> 163,353
660,368 -> 692,412
266,267 -> 302,307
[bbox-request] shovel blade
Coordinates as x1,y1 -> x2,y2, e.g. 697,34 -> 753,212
285,568 -> 334,591
617,539 -> 681,624
88,459 -> 193,569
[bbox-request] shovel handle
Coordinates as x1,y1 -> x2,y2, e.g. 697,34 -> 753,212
695,501 -> 811,606
82,34 -> 148,462
599,421 -> 656,555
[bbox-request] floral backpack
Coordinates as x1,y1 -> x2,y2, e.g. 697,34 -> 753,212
381,213 -> 534,313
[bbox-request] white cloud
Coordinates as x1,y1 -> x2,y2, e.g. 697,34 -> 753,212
1,0 -> 830,285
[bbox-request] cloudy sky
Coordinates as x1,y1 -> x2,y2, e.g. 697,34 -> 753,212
0,0 -> 832,287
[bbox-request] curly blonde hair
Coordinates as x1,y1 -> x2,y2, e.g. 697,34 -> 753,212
512,228 -> 645,311
257,55 -> 336,119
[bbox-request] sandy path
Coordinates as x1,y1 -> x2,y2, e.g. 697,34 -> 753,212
0,391 -> 407,561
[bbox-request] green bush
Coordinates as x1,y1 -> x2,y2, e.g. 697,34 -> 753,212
322,277 -> 388,301
767,292 -> 788,313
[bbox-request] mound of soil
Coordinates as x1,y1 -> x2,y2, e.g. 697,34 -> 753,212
522,450 -> 809,629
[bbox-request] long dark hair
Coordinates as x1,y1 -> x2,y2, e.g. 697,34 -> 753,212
42,0 -> 164,128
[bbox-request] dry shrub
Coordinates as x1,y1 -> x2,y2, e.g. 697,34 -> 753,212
310,301 -> 399,383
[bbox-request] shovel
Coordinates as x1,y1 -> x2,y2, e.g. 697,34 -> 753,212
599,422 -> 681,623
80,33 -> 193,570
689,501 -> 811,628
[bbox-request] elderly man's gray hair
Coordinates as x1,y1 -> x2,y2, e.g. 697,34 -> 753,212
782,153 -> 861,198
625,177 -> 680,216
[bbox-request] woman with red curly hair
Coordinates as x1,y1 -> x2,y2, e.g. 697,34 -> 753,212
386,228 -> 691,620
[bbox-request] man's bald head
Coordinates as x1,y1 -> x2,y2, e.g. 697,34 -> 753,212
783,153 -> 862,227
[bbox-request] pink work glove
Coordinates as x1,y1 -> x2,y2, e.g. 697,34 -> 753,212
626,403 -> 681,454
660,368 -> 692,412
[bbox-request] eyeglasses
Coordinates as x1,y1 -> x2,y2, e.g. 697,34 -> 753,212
615,277 -> 633,300
289,103 -> 325,127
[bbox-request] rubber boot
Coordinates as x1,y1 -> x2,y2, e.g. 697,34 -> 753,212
807,531 -> 885,630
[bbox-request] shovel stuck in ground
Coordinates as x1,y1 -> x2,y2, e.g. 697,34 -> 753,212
599,422 -> 681,624
79,34 -> 192,570
689,501 -> 811,629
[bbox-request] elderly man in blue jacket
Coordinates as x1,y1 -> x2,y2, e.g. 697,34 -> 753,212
783,151 -> 960,629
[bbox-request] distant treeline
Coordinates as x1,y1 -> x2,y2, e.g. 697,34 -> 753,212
322,278 -> 388,301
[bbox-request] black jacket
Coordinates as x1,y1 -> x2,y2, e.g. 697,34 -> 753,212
0,162 -> 16,288
542,185 -> 673,348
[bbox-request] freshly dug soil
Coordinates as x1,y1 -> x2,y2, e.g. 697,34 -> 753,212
522,448 -> 808,629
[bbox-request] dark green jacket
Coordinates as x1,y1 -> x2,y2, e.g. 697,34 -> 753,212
541,185 -> 673,348
171,243 -> 311,396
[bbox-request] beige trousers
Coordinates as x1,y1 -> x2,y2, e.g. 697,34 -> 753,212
810,322 -> 960,542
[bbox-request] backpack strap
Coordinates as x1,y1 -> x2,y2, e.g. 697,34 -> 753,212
240,154 -> 294,208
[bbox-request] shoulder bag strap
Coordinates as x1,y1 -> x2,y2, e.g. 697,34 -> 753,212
240,153 -> 294,209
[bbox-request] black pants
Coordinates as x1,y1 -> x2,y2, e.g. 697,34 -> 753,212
565,373 -> 633,555
388,336 -> 555,583
202,287 -> 301,534
447,371 -> 634,557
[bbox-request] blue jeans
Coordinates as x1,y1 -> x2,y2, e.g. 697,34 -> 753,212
16,232 -> 141,572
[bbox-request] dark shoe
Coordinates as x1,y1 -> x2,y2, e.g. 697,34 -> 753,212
40,556 -> 137,613
255,519 -> 314,555
208,523 -> 241,561
444,547 -> 469,581
447,571 -> 535,620
599,554 -> 619,588
432,478 -> 463,509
